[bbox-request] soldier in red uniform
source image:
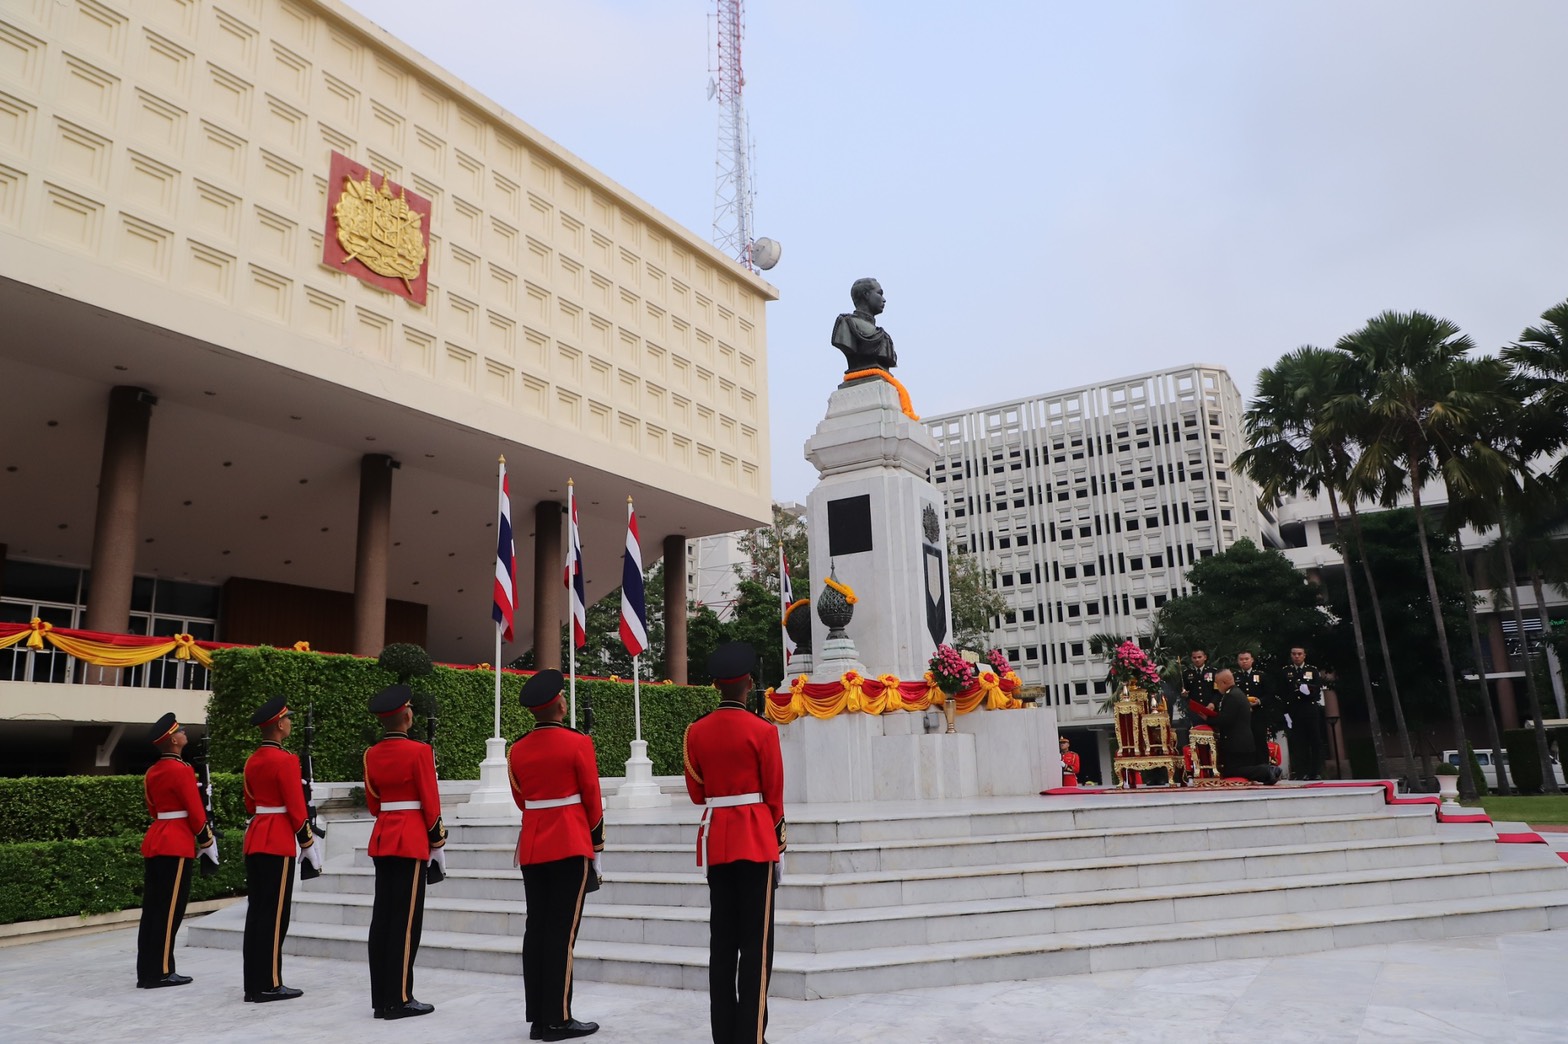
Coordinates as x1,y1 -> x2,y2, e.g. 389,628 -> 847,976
362,684 -> 445,1020
683,643 -> 786,1044
1059,734 -> 1081,787
241,695 -> 317,1002
507,669 -> 603,1042
136,712 -> 216,989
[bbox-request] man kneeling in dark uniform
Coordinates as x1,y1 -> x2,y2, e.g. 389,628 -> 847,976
1214,670 -> 1281,785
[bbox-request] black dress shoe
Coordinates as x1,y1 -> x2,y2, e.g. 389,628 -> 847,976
137,973 -> 192,989
251,985 -> 303,1002
538,1019 -> 599,1041
376,1000 -> 435,1020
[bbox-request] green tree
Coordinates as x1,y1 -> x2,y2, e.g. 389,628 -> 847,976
950,538 -> 1006,651
1336,312 -> 1512,800
726,506 -> 810,689
1235,346 -> 1405,778
1154,538 -> 1332,669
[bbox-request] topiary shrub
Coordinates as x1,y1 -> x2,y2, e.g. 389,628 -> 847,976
1465,743 -> 1488,798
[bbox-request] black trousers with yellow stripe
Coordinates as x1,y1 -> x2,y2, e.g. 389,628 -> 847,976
368,856 -> 426,1011
707,860 -> 776,1044
137,856 -> 194,984
520,856 -> 591,1025
243,853 -> 297,995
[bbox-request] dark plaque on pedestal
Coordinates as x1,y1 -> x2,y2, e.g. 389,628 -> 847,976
827,494 -> 873,557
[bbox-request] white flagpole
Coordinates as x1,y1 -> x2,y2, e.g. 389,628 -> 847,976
493,624 -> 502,739
633,653 -> 642,743
568,480 -> 578,729
493,456 -> 505,740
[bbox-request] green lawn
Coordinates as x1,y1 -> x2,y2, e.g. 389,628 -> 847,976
1464,795 -> 1568,825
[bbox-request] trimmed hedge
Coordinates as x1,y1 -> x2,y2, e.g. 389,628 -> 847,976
1503,729 -> 1546,794
0,828 -> 247,925
206,647 -> 721,781
0,774 -> 245,844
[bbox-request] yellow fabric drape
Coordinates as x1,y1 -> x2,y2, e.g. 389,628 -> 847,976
763,669 -> 1022,724
2,618 -> 214,669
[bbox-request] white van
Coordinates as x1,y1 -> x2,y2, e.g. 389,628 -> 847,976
1443,748 -> 1566,789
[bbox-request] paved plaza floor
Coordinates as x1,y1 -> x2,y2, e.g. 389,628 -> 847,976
2,918 -> 1564,1043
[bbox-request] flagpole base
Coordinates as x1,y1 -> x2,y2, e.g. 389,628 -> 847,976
450,737 -> 518,821
604,740 -> 671,809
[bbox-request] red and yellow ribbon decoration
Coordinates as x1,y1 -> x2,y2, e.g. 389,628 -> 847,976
0,619 -> 218,669
763,669 -> 1022,724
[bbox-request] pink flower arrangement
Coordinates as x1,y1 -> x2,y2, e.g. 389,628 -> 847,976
984,648 -> 1012,678
1107,639 -> 1161,691
928,644 -> 978,694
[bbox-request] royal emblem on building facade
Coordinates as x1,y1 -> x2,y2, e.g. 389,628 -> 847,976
322,151 -> 432,305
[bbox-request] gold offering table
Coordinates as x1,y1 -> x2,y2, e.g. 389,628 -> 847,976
1111,685 -> 1180,787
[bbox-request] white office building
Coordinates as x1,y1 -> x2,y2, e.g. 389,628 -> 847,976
924,365 -> 1269,726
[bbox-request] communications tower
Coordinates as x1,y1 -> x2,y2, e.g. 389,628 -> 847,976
710,0 -> 778,271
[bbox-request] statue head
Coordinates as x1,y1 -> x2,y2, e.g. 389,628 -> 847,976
849,277 -> 885,316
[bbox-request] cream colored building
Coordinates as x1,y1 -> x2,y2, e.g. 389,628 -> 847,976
0,0 -> 775,770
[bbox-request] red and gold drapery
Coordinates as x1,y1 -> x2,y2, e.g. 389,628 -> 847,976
763,669 -> 1023,724
0,619 -> 235,670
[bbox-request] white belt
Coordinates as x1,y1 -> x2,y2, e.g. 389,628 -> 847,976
524,794 -> 582,810
156,811 -> 188,820
699,792 -> 764,875
380,800 -> 422,811
254,805 -> 288,814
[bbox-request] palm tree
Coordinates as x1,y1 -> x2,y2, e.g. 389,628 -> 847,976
1335,312 -> 1513,802
1235,347 -> 1405,780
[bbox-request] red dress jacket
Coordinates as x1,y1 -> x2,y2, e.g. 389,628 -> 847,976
243,741 -> 308,857
363,733 -> 442,860
683,703 -> 785,867
142,754 -> 210,859
1061,750 -> 1081,786
507,722 -> 604,865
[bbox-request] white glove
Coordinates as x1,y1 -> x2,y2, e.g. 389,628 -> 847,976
428,846 -> 447,875
593,853 -> 603,879
1284,713 -> 1294,729
198,838 -> 219,866
299,840 -> 323,872
1300,683 -> 1310,695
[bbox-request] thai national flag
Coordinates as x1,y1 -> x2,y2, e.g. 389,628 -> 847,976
780,545 -> 796,663
619,499 -> 648,657
564,483 -> 587,649
492,464 -> 515,642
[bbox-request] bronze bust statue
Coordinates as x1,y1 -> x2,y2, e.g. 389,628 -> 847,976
832,277 -> 897,372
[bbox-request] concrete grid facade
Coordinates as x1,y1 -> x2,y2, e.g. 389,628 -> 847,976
924,365 -> 1266,725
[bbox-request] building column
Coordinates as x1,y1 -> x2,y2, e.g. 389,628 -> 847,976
82,387 -> 155,684
663,534 -> 688,684
352,454 -> 395,657
1487,616 -> 1519,731
532,500 -> 562,670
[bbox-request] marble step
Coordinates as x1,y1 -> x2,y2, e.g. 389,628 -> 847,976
186,887 -> 1568,999
275,857 -> 1568,951
446,787 -> 1404,847
404,807 -> 1443,875
308,830 -> 1500,911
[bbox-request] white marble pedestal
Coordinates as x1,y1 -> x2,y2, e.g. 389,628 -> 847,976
779,706 -> 1059,804
449,736 -> 519,821
604,740 -> 672,809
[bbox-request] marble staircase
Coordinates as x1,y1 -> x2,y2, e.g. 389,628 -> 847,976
186,785 -> 1568,999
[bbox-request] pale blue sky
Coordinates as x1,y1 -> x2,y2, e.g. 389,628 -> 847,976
342,0 -> 1568,503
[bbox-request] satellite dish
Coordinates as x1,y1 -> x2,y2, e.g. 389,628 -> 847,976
751,237 -> 781,271
706,78 -> 717,101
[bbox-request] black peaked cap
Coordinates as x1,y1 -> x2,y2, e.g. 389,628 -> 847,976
520,669 -> 565,709
147,712 -> 180,746
708,642 -> 757,684
250,695 -> 290,727
369,684 -> 413,717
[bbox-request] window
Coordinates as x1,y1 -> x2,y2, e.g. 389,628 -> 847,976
1134,596 -> 1148,610
1070,642 -> 1084,656
1130,557 -> 1144,571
